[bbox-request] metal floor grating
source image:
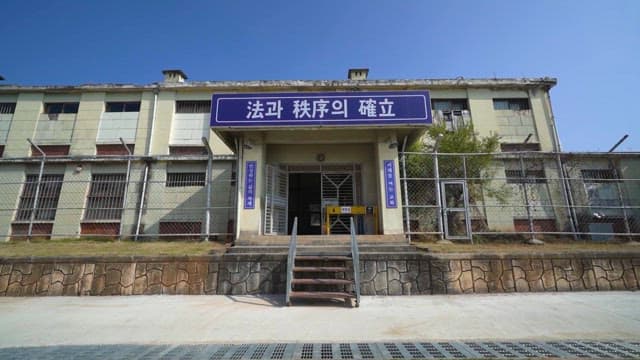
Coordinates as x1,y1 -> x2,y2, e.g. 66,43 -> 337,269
1,340 -> 639,359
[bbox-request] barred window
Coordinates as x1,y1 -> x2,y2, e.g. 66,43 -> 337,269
505,169 -> 547,184
44,102 -> 79,114
581,169 -> 616,182
15,174 -> 64,221
84,174 -> 126,220
105,102 -> 140,112
500,143 -> 541,152
0,103 -> 16,114
581,169 -> 620,208
431,99 -> 468,111
176,100 -> 211,113
166,172 -> 206,187
493,98 -> 530,111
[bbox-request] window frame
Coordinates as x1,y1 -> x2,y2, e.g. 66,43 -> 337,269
44,102 -> 79,114
166,172 -> 207,187
105,101 -> 141,113
175,100 -> 212,114
84,173 -> 127,221
15,174 -> 64,221
493,98 -> 531,111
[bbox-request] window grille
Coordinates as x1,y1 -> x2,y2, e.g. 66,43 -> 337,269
581,169 -> 616,182
0,103 -> 16,114
431,99 -> 468,111
176,100 -> 211,113
44,102 -> 79,114
166,172 -> 206,187
505,169 -> 547,184
105,102 -> 141,112
493,98 -> 530,111
84,174 -> 127,220
15,174 -> 64,221
500,143 -> 541,152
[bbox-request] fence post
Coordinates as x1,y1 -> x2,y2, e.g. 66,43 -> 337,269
434,151 -> 444,241
555,153 -> 578,239
202,137 -> 213,242
118,138 -> 132,241
26,139 -> 45,241
400,140 -> 411,242
609,158 -> 632,237
519,154 -> 537,243
134,161 -> 149,242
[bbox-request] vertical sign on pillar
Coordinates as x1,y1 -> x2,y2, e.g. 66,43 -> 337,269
384,160 -> 397,208
244,161 -> 256,209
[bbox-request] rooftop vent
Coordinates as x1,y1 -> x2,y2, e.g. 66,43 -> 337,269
162,69 -> 188,83
348,68 -> 369,80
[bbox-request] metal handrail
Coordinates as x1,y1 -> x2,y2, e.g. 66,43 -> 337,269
350,217 -> 361,307
285,217 -> 298,306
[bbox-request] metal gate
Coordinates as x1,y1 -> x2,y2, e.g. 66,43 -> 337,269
322,172 -> 355,234
264,164 -> 288,235
441,180 -> 472,240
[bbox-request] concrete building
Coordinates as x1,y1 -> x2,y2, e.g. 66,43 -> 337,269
3,69 -> 633,242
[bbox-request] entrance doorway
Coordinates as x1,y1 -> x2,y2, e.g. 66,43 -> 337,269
288,173 -> 322,235
264,164 -> 362,236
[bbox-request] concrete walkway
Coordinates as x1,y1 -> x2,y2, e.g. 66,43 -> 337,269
0,292 -> 638,348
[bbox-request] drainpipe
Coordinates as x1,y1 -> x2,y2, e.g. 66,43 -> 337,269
202,137 -> 213,242
26,139 -> 45,241
118,137 -> 132,240
147,87 -> 159,155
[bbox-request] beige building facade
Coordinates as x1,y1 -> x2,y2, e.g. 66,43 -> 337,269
0,70 -> 570,241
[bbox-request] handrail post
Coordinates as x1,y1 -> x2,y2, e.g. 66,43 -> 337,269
350,217 -> 361,307
285,217 -> 298,306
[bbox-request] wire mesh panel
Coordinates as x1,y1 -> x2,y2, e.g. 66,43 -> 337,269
400,151 -> 640,241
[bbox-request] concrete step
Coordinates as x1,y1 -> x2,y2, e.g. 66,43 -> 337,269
289,291 -> 355,300
227,244 -> 420,255
236,234 -> 408,246
293,266 -> 349,272
295,255 -> 351,261
291,278 -> 353,285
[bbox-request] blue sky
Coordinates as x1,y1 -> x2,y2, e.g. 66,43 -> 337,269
1,0 -> 638,151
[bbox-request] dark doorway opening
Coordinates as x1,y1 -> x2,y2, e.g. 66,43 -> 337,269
288,173 -> 322,235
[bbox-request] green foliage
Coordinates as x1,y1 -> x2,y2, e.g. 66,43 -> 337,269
407,123 -> 511,205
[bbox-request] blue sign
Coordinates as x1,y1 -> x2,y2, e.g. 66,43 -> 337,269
384,160 -> 397,208
244,161 -> 257,209
211,91 -> 431,127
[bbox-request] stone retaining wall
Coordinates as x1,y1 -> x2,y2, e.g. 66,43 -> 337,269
1,253 -> 638,296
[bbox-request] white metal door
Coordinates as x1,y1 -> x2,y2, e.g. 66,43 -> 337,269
322,172 -> 354,234
264,165 -> 288,235
440,180 -> 472,240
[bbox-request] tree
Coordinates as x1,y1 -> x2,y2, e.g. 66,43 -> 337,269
405,123 -> 508,236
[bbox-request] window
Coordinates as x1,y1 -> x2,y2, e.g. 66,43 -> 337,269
500,143 -> 541,152
0,145 -> 4,157
15,174 -> 64,221
169,146 -> 208,155
581,169 -> 620,208
44,102 -> 79,114
96,144 -> 135,156
176,100 -> 211,113
431,99 -> 468,111
84,174 -> 126,220
166,172 -> 206,187
504,160 -> 546,184
30,145 -> 70,157
0,103 -> 16,114
105,101 -> 141,112
493,98 -> 530,111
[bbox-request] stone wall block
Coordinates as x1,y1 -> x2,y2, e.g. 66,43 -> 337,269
147,269 -> 162,286
80,272 -> 94,295
133,275 -> 147,295
20,264 -> 43,286
62,264 -> 84,286
63,283 -> 79,296
105,267 -> 122,286
500,260 -> 515,292
91,274 -> 105,295
460,270 -> 474,293
541,268 -> 557,291
0,274 -> 9,295
145,283 -> 162,295
161,284 -> 176,295
54,263 -> 73,275
120,264 -> 135,288
49,281 -> 63,296
580,259 -> 598,290
204,272 -> 218,294
567,259 -> 585,291
246,272 -> 260,294
360,281 -> 374,295
388,260 -> 407,273
94,263 -> 106,277
0,264 -> 12,276
360,261 -> 377,282
373,271 -> 388,294
35,273 -> 51,295
388,279 -> 402,295
6,281 -> 23,296
176,268 -> 189,283
161,263 -> 178,287
176,280 -> 189,294
135,263 -> 147,278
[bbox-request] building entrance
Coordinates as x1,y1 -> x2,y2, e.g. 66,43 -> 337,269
264,164 -> 361,236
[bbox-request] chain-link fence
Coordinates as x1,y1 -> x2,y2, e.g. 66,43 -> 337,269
400,151 -> 640,242
0,155 -> 236,241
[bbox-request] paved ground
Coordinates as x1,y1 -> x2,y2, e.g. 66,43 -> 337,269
0,292 -> 639,349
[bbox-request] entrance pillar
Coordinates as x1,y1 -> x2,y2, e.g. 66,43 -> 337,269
376,131 -> 404,234
237,134 -> 266,239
